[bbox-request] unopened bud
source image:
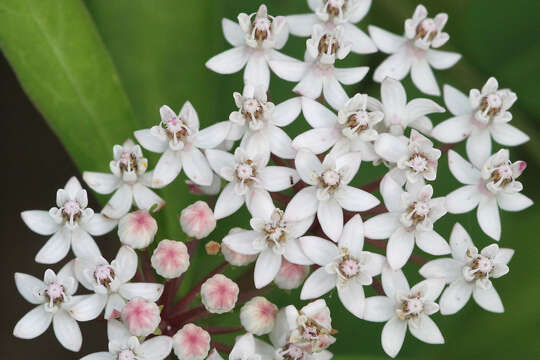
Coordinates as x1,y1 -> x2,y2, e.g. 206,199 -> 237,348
151,239 -> 190,278
240,296 -> 278,335
118,210 -> 157,249
121,297 -> 161,337
274,259 -> 310,290
173,323 -> 211,360
201,274 -> 239,314
180,201 -> 216,239
205,241 -> 221,255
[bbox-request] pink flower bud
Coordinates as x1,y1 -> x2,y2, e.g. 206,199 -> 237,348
173,323 -> 211,360
240,296 -> 278,335
200,274 -> 239,314
274,259 -> 310,290
121,297 -> 161,337
118,210 -> 158,249
180,201 -> 216,239
151,239 -> 190,278
221,228 -> 257,266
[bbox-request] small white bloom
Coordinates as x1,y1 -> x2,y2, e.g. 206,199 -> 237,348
206,5 -> 289,91
21,176 -> 115,264
369,5 -> 461,96
172,323 -> 211,360
288,148 -> 379,242
300,215 -> 385,318
445,149 -> 532,241
151,240 -> 190,279
364,175 -> 449,269
240,296 -> 278,335
363,264 -> 446,358
420,223 -> 513,314
121,297 -> 161,337
13,262 -> 85,352
287,0 -> 377,54
134,102 -> 230,188
180,201 -> 217,240
200,274 -> 239,314
206,146 -> 299,220
432,79 -> 527,168
118,210 -> 158,249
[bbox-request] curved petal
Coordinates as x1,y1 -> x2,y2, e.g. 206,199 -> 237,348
294,68 -> 323,99
411,59 -> 440,96
115,245 -> 138,283
152,149 -> 182,188
317,199 -> 343,242
497,192 -> 533,212
387,227 -> 415,270
406,98 -> 445,123
283,238 -> 312,265
13,305 -> 53,339
269,59 -> 308,82
419,258 -> 461,283
180,146 -> 213,186
466,130 -> 491,169
132,184 -> 165,213
80,353 -> 113,360
301,96 -> 338,128
69,293 -> 107,321
286,14 -> 319,36
408,313 -> 444,344
102,184 -> 133,219
363,296 -> 394,322
449,223 -> 474,262
244,53 -> 270,91
338,214 -> 364,256
445,185 -> 481,214
284,186 -> 319,221
343,23 -> 377,54
193,121 -> 231,149
268,125 -> 297,159
373,50 -> 411,83
338,281 -> 365,318
382,264 -> 410,299
72,227 -> 102,259
293,127 -> 340,155
245,189 -> 274,219
448,150 -> 481,185
374,133 -> 408,163
15,273 -> 45,304
53,310 -> 82,351
35,227 -> 71,264
104,293 -> 126,320
21,210 -> 59,236
323,75 -> 349,111
490,123 -> 530,146
222,18 -> 244,47
426,49 -> 461,70
119,283 -> 164,302
439,278 -> 473,315
205,149 -> 236,180
334,66 -> 369,85
223,231 -> 261,255
415,230 -> 451,256
335,185 -> 380,212
133,129 -> 168,153
431,115 -> 472,143
380,174 -> 404,212
368,25 -> 406,54
272,97 -> 302,127
477,197 -> 501,241
300,268 -> 337,300
299,236 -> 339,266
254,249 -> 282,289
138,336 -> 173,359
205,46 -> 248,74
381,317 -> 407,358
363,212 -> 400,240
472,284 -> 504,313
82,214 -> 117,236
214,183 -> 244,219
443,84 -> 471,116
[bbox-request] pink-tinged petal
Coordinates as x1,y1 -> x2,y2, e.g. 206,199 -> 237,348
244,52 -> 270,91
411,59 -> 440,96
119,283 -> 164,302
15,273 -> 45,304
490,123 -> 530,146
294,68 -> 324,98
338,214 -> 364,256
254,249 -> 282,289
323,75 -> 349,111
201,274 -> 239,314
466,130 -> 491,169
133,128 -> 168,153
368,25 -> 406,54
180,146 -> 213,187
240,296 -> 278,336
283,238 -> 312,265
180,201 -> 216,240
205,47 -> 249,74
269,59 -> 307,82
426,49 -> 461,70
223,231 -> 261,255
286,14 -> 319,36
415,230 -> 451,256
284,186 -> 319,221
318,199 -> 344,242
222,18 -> 244,47
374,133 -> 408,163
343,23 -> 377,54
299,236 -> 339,266
335,185 -> 380,212
432,116 -> 472,143
82,214 -> 117,236
439,278 -> 473,315
72,227 -> 101,259
301,96 -> 338,128
293,127 -> 340,155
472,285 -> 504,313
268,125 -> 297,159
104,294 -> 126,320
497,192 -> 533,212
447,150 -> 481,185
406,98 -> 445,122
273,97 -> 302,127
160,105 -> 176,123
408,313 -> 444,344
69,293 -> 107,321
173,324 -> 211,360
373,50 -> 411,83
443,84 -> 472,116
445,185 -> 481,214
387,227 -> 415,270
138,336 -> 173,359
477,197 -> 501,241
121,298 -> 161,337
152,149 -> 182,188
419,258 -> 461,283
102,184 -> 133,219
381,317 -> 407,358
363,212 -> 400,240
118,210 -> 158,249
300,268 -> 336,300
193,121 -> 231,149
363,296 -> 394,322
132,184 -> 165,213
334,66 -> 369,85
21,210 -> 59,236
214,183 -> 244,219
13,306 -> 53,339
338,281 -> 365,318
151,240 -> 190,279
35,227 -> 71,264
53,309 -> 82,352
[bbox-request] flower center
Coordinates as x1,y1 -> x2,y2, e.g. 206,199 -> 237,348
117,349 -> 136,360
489,164 -> 513,188
62,200 -> 81,218
479,94 -> 503,121
408,153 -> 428,173
252,17 -> 271,41
119,151 -> 138,173
465,249 -> 494,279
398,297 -> 424,320
45,282 -> 66,306
318,34 -> 339,56
280,344 -> 305,360
338,256 -> 360,279
321,170 -> 341,188
344,112 -> 369,135
415,18 -> 438,42
241,98 -> 266,130
325,0 -> 346,17
263,210 -> 288,250
94,265 -> 115,288
405,201 -> 431,228
164,116 -> 191,144
236,162 -> 255,180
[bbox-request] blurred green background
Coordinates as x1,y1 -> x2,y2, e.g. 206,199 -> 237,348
1,0 -> 539,358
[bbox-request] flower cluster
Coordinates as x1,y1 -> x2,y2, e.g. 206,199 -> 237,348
14,1 -> 532,359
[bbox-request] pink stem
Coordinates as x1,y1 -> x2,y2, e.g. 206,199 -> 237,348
141,249 -> 155,283
211,340 -> 233,354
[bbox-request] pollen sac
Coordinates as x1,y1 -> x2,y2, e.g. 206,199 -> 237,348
240,296 -> 278,335
221,228 -> 257,266
180,201 -> 217,240
118,210 -> 158,249
151,239 -> 190,279
173,323 -> 211,360
274,259 -> 310,290
200,274 -> 239,314
121,297 -> 161,337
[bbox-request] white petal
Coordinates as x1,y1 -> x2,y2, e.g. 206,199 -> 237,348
382,264 -> 409,299
180,101 -> 200,131
338,281 -> 365,318
419,258 -> 461,283
180,146 -> 213,186
373,50 -> 411,83
138,336 -> 173,359
415,230 -> 450,256
269,59 -> 307,82
254,249 -> 282,289
21,210 -> 59,236
284,186 -> 319,221
132,183 -> 165,213
286,14 -> 319,36
408,314 -> 444,344
245,189 -> 274,220
102,184 -> 133,219
223,231 -> 261,255
406,98 -> 445,123
317,199 -> 343,242
104,294 -> 126,320
323,75 -> 349,111
294,68 -> 323,98
334,66 -> 369,85
35,227 -> 71,264
244,53 -> 270,91
119,283 -> 164,302
53,310 -> 82,352
473,285 -> 504,313
133,129 -> 168,153
497,192 -> 533,212
80,353 -> 112,360
15,273 -> 45,304
152,149 -> 182,188
343,23 -> 377,54
299,236 -> 339,266
115,245 -> 138,283
381,317 -> 407,358
301,96 -> 338,128
64,177 -> 83,198
82,214 -> 117,236
490,123 -> 530,146
448,150 -> 481,185
439,278 -> 473,315
374,133 -> 408,163
411,278 -> 445,301
69,293 -> 107,321
338,214 -> 364,256
363,212 -> 400,239
13,306 -> 53,339
222,18 -> 244,46
409,116 -> 433,135
387,227 -> 415,270
273,97 -> 302,127
206,46 -> 248,74
380,174 -> 404,212
293,128 -> 340,155
445,185 -> 481,214
466,130 -> 491,169
300,268 -> 337,300
363,296 -> 394,322
259,166 -> 299,192
477,197 -> 501,241
431,116 -> 472,143
411,60 -> 440,96
426,49 -> 461,70
72,227 -> 102,259
268,125 -> 297,159
283,238 -> 312,265
443,84 -> 471,116
308,0 -> 323,11
449,223 -> 474,262
214,183 -> 245,219
368,25 -> 406,54
335,185 -> 380,212
193,121 -> 231,149
205,149 -> 236,180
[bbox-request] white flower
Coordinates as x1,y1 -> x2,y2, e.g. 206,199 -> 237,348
300,215 -> 385,318
206,146 -> 299,220
151,240 -> 190,279
375,129 -> 442,185
118,210 -> 158,249
21,176 -> 115,264
200,274 -> 239,314
206,4 -> 289,91
134,102 -> 230,188
223,196 -> 314,289
229,333 -> 275,360
240,296 -> 278,336
83,140 -> 165,219
293,95 -> 383,161
363,264 -> 446,358
445,149 -> 532,240
173,323 -> 211,360
369,5 -> 461,96
270,25 -> 368,110
288,148 -> 379,241
70,245 -> 164,321
364,175 -> 449,269
287,0 -> 377,54
432,79 -> 527,168
13,263 -> 84,352
227,84 -> 301,162
420,223 -> 513,314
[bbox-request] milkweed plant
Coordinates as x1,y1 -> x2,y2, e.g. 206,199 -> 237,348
13,1 -> 533,359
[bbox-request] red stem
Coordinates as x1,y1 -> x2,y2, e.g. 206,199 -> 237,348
204,325 -> 243,335
371,277 -> 384,296
237,286 -> 272,305
211,340 -> 233,354
141,249 -> 155,283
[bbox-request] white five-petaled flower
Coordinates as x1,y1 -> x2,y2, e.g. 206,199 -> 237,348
134,102 -> 230,188
223,195 -> 314,289
206,4 -> 289,91
287,0 -> 377,55
289,148 -> 379,241
21,177 -> 116,264
300,215 -> 385,318
432,78 -> 528,168
70,245 -> 164,321
206,146 -> 300,220
420,223 -> 513,314
363,264 -> 446,358
83,140 -> 165,219
293,96 -> 383,161
375,129 -> 442,185
364,175 -> 449,270
227,84 -> 301,162
445,149 -> 532,241
270,24 -> 368,111
369,4 -> 461,96
14,263 -> 85,352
